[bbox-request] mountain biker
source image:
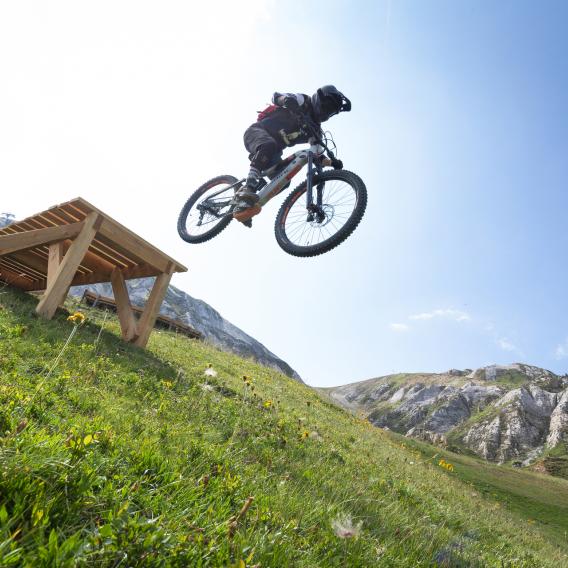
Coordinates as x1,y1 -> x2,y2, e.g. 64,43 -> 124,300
235,85 -> 351,212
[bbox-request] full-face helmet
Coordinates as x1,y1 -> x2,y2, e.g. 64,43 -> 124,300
311,85 -> 351,122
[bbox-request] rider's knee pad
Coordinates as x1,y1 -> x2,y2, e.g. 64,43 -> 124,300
251,141 -> 281,171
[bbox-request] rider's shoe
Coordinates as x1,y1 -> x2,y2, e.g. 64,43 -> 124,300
234,188 -> 259,208
242,219 -> 253,228
233,186 -> 262,223
233,180 -> 260,213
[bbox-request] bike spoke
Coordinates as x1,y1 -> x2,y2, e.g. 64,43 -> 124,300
281,177 -> 358,248
182,184 -> 234,237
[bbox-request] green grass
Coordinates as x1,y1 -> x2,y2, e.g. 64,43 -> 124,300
388,433 -> 568,549
492,371 -> 529,389
0,286 -> 567,566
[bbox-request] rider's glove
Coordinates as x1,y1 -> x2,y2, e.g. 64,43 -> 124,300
331,158 -> 343,170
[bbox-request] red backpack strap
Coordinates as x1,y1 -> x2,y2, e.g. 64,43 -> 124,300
256,104 -> 278,122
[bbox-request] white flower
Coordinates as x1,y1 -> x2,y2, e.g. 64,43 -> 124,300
199,383 -> 214,392
204,367 -> 218,377
331,514 -> 362,539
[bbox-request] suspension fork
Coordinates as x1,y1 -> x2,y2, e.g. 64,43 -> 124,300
305,151 -> 324,210
306,151 -> 315,208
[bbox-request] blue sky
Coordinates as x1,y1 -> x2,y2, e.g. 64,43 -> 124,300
1,1 -> 567,385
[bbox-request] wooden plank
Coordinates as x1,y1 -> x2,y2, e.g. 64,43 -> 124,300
89,237 -> 137,267
36,212 -> 101,319
9,246 -> 90,278
110,268 -> 138,341
120,263 -> 163,280
73,198 -> 187,272
7,252 -> 47,279
0,265 -> 35,290
42,197 -> 186,272
69,263 -> 161,287
47,242 -> 65,288
0,222 -> 84,256
97,218 -> 170,272
0,256 -> 43,280
133,268 -> 173,348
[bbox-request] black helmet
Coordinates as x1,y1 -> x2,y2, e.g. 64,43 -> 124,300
311,85 -> 351,122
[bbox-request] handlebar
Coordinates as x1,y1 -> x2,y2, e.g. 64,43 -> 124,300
291,110 -> 343,170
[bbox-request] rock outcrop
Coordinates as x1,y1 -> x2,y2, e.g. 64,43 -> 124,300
321,364 -> 568,467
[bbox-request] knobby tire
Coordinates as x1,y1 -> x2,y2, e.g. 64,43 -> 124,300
274,170 -> 367,257
177,175 -> 237,244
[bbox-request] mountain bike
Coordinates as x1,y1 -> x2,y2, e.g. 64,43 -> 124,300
177,113 -> 367,257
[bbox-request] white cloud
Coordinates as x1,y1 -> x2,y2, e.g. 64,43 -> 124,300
496,337 -> 517,352
409,308 -> 470,323
555,338 -> 568,360
390,323 -> 410,332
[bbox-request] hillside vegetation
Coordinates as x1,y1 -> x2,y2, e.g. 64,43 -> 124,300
386,432 -> 568,550
0,286 -> 567,566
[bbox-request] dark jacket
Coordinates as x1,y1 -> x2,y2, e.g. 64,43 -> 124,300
255,92 -> 320,150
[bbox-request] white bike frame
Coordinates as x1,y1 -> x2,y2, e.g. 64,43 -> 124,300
256,140 -> 325,207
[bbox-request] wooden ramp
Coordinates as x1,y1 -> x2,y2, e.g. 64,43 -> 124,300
0,197 -> 187,348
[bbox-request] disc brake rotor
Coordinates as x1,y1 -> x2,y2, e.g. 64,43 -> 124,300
308,204 -> 335,228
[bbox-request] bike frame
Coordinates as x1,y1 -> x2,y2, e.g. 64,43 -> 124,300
198,141 -> 326,217
256,140 -> 325,208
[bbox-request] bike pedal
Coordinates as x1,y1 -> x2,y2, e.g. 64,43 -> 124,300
233,204 -> 262,223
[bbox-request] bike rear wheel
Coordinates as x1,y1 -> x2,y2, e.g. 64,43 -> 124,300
274,170 -> 367,257
177,175 -> 237,244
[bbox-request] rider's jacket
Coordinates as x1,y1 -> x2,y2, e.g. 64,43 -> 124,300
256,92 -> 321,149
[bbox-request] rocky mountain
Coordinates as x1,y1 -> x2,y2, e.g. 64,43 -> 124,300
319,364 -> 568,476
70,279 -> 301,382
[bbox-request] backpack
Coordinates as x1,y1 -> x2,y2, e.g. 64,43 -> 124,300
256,104 -> 279,122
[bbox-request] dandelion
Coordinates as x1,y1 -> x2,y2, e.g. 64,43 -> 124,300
199,383 -> 214,392
309,431 -> 323,442
67,311 -> 86,325
162,380 -> 173,389
331,514 -> 362,539
204,367 -> 218,378
263,399 -> 273,409
300,430 -> 309,440
438,459 -> 454,472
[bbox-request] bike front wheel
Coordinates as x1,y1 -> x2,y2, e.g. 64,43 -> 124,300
177,175 -> 237,244
274,170 -> 367,257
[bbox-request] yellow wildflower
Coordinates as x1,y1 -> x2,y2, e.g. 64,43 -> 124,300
263,399 -> 273,409
67,312 -> 86,324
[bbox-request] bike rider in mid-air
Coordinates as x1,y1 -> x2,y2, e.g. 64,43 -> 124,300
234,85 -> 351,214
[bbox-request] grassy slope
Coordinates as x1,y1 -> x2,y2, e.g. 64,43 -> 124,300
0,287 -> 567,567
388,434 -> 568,549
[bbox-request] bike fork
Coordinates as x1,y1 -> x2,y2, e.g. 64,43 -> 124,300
306,152 -> 324,221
